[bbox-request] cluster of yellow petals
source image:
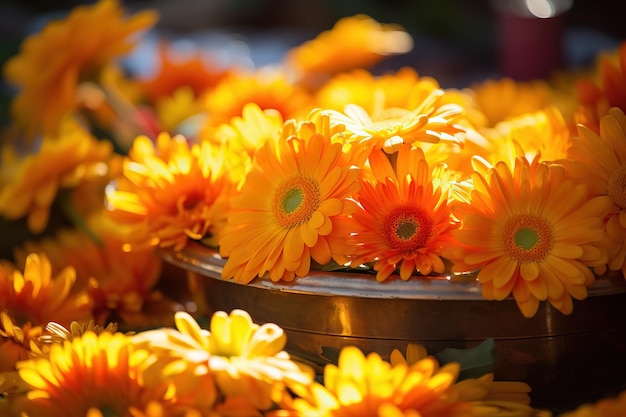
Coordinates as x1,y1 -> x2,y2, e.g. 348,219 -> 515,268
278,345 -> 474,417
0,120 -> 114,234
133,309 -> 314,414
284,14 -> 413,81
2,0 -> 158,139
14,331 -> 176,417
0,253 -> 92,329
106,132 -> 234,251
558,107 -> 626,276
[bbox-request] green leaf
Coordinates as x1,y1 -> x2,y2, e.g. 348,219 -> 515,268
435,337 -> 496,380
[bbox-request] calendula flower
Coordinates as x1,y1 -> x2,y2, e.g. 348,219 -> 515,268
559,389 -> 626,417
14,331 -> 180,417
343,145 -> 459,281
447,156 -> 612,318
134,310 -> 313,412
284,14 -> 413,81
559,107 -> 626,276
2,0 -> 158,139
469,77 -> 555,128
278,346 -> 472,417
324,87 -> 465,154
218,113 -> 362,283
0,119 -> 114,234
0,253 -> 92,328
106,132 -> 234,251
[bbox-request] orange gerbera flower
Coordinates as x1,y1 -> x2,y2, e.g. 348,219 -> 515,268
140,40 -> 231,104
575,41 -> 626,133
218,113 -> 361,283
284,14 -> 412,83
344,145 -> 459,281
0,119 -> 115,234
2,0 -> 157,139
559,107 -> 626,276
447,157 -> 612,317
106,132 -> 234,251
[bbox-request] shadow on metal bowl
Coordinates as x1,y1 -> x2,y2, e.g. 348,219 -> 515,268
160,242 -> 626,412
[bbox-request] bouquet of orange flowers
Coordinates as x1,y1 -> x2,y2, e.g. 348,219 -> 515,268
1,0 -> 625,415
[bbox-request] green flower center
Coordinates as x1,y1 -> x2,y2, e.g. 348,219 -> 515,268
274,176 -> 319,228
503,215 -> 553,263
607,165 -> 626,209
514,228 -> 539,250
383,206 -> 432,251
283,188 -> 303,213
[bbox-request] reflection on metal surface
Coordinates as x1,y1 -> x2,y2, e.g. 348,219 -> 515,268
160,242 -> 626,410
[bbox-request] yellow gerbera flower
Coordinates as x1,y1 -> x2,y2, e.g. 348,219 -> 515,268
284,14 -> 412,81
479,105 -> 572,167
106,131 -> 234,251
315,67 -> 440,114
324,86 -> 465,154
0,119 -> 114,234
447,156 -> 613,318
134,310 -> 313,412
198,67 -> 313,138
210,102 -> 285,183
14,331 -> 178,417
343,144 -> 459,281
559,389 -> 626,417
218,114 -> 362,283
0,253 -> 92,328
469,77 -> 555,128
559,107 -> 626,276
2,0 -> 158,139
279,346 -> 471,417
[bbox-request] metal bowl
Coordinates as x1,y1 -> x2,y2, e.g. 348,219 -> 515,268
160,242 -> 626,411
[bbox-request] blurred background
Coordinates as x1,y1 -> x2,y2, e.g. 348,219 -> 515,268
0,0 -> 624,88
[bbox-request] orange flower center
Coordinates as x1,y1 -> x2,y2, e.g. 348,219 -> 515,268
607,165 -> 626,209
383,206 -> 432,251
274,176 -> 319,228
502,215 -> 552,263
